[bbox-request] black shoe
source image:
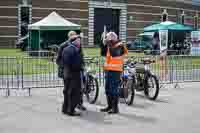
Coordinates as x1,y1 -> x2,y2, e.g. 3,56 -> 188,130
62,104 -> 68,115
108,97 -> 119,114
108,107 -> 119,114
77,104 -> 87,111
100,106 -> 112,112
100,96 -> 112,112
62,110 -> 69,115
67,111 -> 82,116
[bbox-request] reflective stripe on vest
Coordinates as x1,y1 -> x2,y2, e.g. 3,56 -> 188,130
104,64 -> 123,67
104,63 -> 123,71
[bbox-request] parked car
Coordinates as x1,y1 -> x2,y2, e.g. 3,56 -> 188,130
127,32 -> 154,52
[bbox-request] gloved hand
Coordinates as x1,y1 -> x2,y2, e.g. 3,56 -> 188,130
120,41 -> 126,46
103,39 -> 109,46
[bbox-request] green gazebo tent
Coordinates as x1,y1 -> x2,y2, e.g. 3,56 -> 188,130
144,21 -> 193,32
28,11 -> 81,50
144,21 -> 193,53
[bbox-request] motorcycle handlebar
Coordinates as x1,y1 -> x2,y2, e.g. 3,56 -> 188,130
84,57 -> 98,64
125,59 -> 155,67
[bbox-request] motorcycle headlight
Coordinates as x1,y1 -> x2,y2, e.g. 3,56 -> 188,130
124,69 -> 129,74
87,67 -> 91,72
144,65 -> 150,70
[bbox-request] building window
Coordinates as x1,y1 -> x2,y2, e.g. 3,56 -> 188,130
194,15 -> 198,30
90,0 -> 127,3
18,0 -> 31,5
18,0 -> 31,38
162,9 -> 168,22
181,11 -> 185,24
176,11 -> 180,23
20,7 -> 30,37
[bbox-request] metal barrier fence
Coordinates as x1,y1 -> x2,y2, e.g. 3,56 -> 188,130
0,55 -> 200,96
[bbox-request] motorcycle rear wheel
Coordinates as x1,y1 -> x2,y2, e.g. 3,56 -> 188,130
121,78 -> 135,106
144,75 -> 159,100
86,75 -> 99,104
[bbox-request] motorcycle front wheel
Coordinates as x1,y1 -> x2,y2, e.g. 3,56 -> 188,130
120,78 -> 135,106
86,75 -> 99,104
144,74 -> 159,100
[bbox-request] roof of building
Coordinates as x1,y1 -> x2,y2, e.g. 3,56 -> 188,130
167,0 -> 200,6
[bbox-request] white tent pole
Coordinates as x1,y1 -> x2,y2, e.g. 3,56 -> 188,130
39,30 -> 41,57
28,31 -> 30,52
27,30 -> 31,52
171,31 -> 173,45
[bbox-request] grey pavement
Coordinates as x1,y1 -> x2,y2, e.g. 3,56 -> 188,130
0,82 -> 200,133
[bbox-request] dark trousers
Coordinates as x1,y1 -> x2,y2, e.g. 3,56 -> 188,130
78,71 -> 84,106
62,79 -> 69,112
78,92 -> 83,105
105,71 -> 121,97
62,78 -> 81,113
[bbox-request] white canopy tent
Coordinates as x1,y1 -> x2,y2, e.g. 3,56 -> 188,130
28,11 -> 81,51
28,11 -> 80,30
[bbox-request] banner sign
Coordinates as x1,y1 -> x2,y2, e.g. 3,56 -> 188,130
159,30 -> 168,53
191,31 -> 200,55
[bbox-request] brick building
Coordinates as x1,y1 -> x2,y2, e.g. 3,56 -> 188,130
0,0 -> 199,48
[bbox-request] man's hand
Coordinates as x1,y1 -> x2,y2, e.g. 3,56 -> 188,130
121,41 -> 127,46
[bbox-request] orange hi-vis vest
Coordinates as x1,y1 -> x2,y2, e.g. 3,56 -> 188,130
104,42 -> 128,72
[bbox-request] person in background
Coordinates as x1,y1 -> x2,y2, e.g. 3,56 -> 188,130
152,32 -> 160,55
100,32 -> 128,114
62,35 -> 84,116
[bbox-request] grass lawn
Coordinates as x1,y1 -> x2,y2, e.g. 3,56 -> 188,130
82,48 -> 200,71
83,48 -> 145,57
0,49 -> 55,75
0,49 -> 27,57
0,48 -> 144,57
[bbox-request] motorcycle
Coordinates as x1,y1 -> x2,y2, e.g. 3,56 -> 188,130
119,60 -> 136,105
82,58 -> 99,104
120,57 -> 159,105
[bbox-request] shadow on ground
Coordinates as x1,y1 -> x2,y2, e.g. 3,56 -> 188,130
136,94 -> 170,104
79,109 -> 113,125
119,112 -> 157,123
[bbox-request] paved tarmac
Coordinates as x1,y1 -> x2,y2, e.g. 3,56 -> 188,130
0,82 -> 200,133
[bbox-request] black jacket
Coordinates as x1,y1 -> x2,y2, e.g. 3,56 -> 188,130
56,41 -> 69,78
56,40 -> 69,66
62,44 -> 84,79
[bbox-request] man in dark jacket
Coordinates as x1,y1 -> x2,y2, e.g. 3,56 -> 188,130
56,31 -> 77,78
56,31 -> 86,113
62,36 -> 84,116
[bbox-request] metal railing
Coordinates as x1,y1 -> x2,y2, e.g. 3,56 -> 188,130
0,54 -> 200,96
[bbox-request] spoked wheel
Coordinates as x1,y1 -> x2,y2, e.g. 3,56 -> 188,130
144,75 -> 159,100
120,78 -> 135,106
86,75 -> 99,104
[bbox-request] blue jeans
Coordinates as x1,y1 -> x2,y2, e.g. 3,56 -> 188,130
105,71 -> 121,97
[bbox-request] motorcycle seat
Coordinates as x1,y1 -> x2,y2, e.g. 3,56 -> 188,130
141,58 -> 155,64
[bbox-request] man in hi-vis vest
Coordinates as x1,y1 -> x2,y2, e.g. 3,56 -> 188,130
100,32 -> 128,114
